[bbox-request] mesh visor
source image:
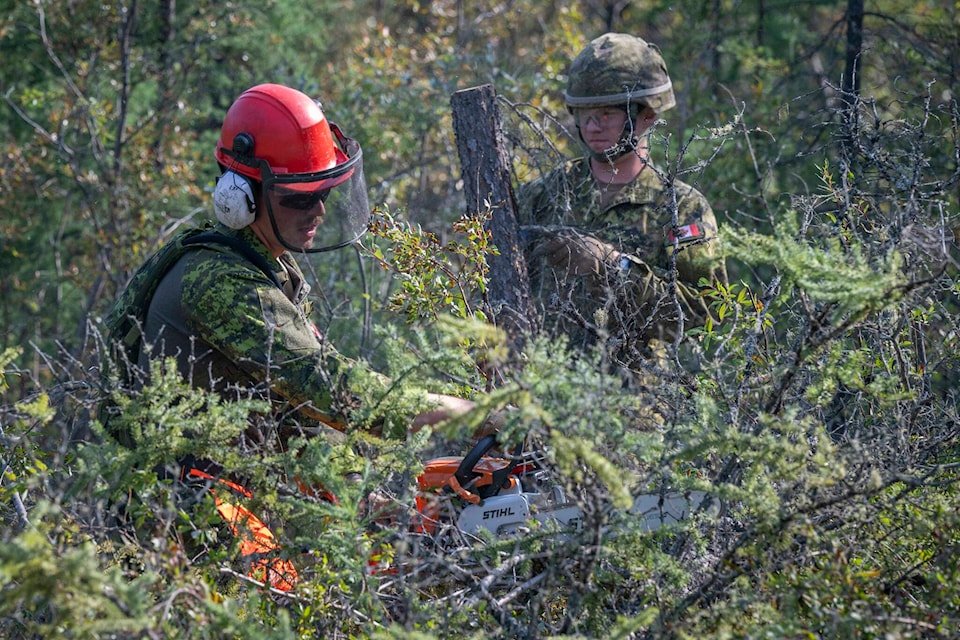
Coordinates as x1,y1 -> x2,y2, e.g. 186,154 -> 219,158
261,128 -> 370,253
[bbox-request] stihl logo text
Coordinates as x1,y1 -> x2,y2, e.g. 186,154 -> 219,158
482,507 -> 515,520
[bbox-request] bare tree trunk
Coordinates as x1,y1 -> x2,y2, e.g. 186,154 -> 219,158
710,0 -> 722,97
113,0 -> 137,185
843,0 -> 863,99
757,0 -> 765,47
841,0 -> 864,162
154,0 -> 176,168
450,84 -> 536,348
602,0 -> 631,32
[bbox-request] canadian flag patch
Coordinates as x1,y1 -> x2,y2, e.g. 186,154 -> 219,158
666,223 -> 704,245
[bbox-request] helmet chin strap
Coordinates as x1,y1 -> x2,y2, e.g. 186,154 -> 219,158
597,134 -> 640,162
577,124 -> 642,163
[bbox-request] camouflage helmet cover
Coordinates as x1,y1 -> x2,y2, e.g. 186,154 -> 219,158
564,33 -> 676,113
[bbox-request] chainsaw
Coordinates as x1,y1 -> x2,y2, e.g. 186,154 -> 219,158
411,434 -> 583,545
409,434 -> 709,545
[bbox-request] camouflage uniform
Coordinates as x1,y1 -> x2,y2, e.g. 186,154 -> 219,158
517,32 -> 726,372
141,223 -> 356,449
518,158 -> 725,369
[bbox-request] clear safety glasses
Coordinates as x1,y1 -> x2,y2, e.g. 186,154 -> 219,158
572,107 -> 629,129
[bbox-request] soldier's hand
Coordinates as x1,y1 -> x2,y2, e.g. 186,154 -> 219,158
531,231 -> 620,281
472,408 -> 507,439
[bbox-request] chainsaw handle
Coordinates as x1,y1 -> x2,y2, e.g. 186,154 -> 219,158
453,434 -> 499,490
452,434 -> 523,501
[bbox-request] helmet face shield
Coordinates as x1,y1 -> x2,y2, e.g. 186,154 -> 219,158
253,124 -> 370,254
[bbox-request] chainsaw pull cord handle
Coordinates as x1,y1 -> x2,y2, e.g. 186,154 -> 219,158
447,474 -> 482,505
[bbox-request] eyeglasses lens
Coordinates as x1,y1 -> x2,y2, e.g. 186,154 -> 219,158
278,189 -> 331,210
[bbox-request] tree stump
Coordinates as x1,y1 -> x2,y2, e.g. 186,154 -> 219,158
451,84 -> 536,345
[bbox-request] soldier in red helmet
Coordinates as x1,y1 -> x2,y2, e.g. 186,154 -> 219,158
113,83 -> 470,437
212,83 -> 369,254
103,84 -> 473,590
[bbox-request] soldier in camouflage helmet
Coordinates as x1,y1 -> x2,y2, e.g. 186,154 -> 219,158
517,33 -> 727,373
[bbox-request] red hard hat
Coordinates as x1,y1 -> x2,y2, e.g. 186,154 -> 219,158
214,84 -> 348,187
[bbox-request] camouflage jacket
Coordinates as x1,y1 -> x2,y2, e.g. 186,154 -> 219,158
139,224 -> 355,443
517,156 -> 726,365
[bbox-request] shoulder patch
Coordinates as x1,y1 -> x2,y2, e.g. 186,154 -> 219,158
666,223 -> 704,246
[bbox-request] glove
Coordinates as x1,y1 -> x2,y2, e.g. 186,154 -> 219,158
530,230 -> 621,289
472,408 -> 507,439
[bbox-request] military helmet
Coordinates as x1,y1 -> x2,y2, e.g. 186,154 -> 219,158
215,84 -> 354,186
214,84 -> 370,253
564,33 -> 676,114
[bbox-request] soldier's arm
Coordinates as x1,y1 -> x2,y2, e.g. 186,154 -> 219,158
617,193 -> 725,337
182,259 -> 478,435
182,261 -> 352,427
672,194 -> 726,291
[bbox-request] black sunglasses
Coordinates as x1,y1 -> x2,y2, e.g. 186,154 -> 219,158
277,189 -> 331,210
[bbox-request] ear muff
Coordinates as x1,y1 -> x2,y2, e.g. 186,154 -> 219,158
213,170 -> 256,229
